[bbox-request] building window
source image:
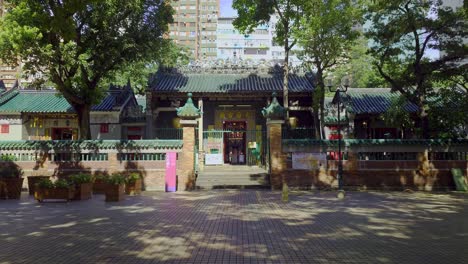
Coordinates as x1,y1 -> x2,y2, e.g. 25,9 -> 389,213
100,123 -> 109,133
1,124 -> 9,134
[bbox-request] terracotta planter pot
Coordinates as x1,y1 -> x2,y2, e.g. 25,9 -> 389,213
93,179 -> 108,194
105,184 -> 125,202
1,178 -> 24,199
73,183 -> 93,200
35,187 -> 74,202
27,176 -> 50,195
125,179 -> 142,195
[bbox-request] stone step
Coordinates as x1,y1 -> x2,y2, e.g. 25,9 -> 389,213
196,165 -> 270,189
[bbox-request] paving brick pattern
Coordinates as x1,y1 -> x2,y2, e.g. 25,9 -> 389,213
1,190 -> 467,264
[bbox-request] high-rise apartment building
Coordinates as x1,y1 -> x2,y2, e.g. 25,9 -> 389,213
169,0 -> 219,60
0,0 -> 22,91
216,16 -> 301,65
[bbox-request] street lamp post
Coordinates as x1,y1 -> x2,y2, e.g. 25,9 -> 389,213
326,78 -> 349,199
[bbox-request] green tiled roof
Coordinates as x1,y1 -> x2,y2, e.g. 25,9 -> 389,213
0,140 -> 183,151
0,91 -> 73,113
262,92 -> 286,120
150,72 -> 314,93
176,93 -> 201,119
283,139 -> 468,147
337,88 -> 418,114
0,86 -> 135,114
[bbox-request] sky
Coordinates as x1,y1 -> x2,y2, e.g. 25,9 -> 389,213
220,0 -> 237,17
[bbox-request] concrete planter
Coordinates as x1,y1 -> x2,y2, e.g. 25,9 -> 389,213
35,187 -> 74,202
73,183 -> 93,200
0,178 -> 24,199
27,176 -> 50,195
105,184 -> 125,202
93,179 -> 107,194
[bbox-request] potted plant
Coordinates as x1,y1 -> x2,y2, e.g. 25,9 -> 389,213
104,173 -> 125,202
68,173 -> 93,200
0,163 -> 24,199
34,179 -> 74,202
125,173 -> 142,195
93,174 -> 108,194
27,176 -> 50,195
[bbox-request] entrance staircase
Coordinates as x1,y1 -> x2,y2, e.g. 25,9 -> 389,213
195,165 -> 270,190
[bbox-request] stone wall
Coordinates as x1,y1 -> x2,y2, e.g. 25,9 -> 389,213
277,151 -> 467,191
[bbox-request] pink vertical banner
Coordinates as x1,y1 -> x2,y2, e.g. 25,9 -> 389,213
165,152 -> 177,192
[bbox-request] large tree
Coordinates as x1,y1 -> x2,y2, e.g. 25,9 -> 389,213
103,42 -> 189,95
365,0 -> 467,138
0,0 -> 173,139
329,37 -> 387,89
233,0 -> 305,115
295,0 -> 362,139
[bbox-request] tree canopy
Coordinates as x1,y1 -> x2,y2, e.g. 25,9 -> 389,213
365,0 -> 467,138
233,0 -> 305,113
0,0 -> 173,139
294,0 -> 362,139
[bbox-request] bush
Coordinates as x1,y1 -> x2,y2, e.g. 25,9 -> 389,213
37,179 -> 55,189
106,173 -> 126,185
93,174 -> 108,182
0,163 -> 23,179
125,173 -> 141,184
0,154 -> 17,161
68,173 -> 93,185
37,178 -> 72,189
54,179 -> 71,189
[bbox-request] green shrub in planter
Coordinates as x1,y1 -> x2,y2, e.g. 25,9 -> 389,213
104,173 -> 125,202
68,173 -> 93,200
35,179 -> 74,202
92,174 -> 109,194
0,163 -> 24,199
106,174 -> 126,185
37,179 -> 55,189
125,173 -> 142,195
68,173 -> 93,185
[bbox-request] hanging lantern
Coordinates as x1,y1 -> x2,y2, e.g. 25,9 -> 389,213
288,117 -> 298,129
172,117 -> 181,129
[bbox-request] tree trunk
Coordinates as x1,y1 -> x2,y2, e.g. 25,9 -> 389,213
75,104 -> 92,140
317,72 -> 326,140
283,43 -> 289,121
312,68 -> 324,139
420,106 -> 430,139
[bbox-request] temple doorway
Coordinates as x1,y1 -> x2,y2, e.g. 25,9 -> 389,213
223,121 -> 246,165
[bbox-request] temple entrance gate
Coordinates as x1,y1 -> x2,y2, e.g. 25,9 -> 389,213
202,128 -> 267,167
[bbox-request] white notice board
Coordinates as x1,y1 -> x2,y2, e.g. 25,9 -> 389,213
292,153 -> 326,170
205,154 -> 224,165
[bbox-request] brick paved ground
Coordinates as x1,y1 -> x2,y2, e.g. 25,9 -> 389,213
0,190 -> 467,264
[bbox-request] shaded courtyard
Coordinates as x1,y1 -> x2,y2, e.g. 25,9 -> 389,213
1,190 -> 467,264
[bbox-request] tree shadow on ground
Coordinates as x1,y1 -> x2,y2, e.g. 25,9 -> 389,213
0,190 -> 467,263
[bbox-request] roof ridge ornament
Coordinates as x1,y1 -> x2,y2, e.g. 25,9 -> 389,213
160,60 -> 306,75
176,93 -> 201,119
262,92 -> 286,120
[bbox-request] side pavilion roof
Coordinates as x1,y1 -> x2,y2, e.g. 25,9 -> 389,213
0,84 -> 136,114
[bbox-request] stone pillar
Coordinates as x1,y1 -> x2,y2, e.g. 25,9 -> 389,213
107,152 -> 119,174
262,92 -> 287,190
267,119 -> 286,189
179,120 -> 197,190
176,93 -> 201,191
145,91 -> 153,139
198,97 -> 204,172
